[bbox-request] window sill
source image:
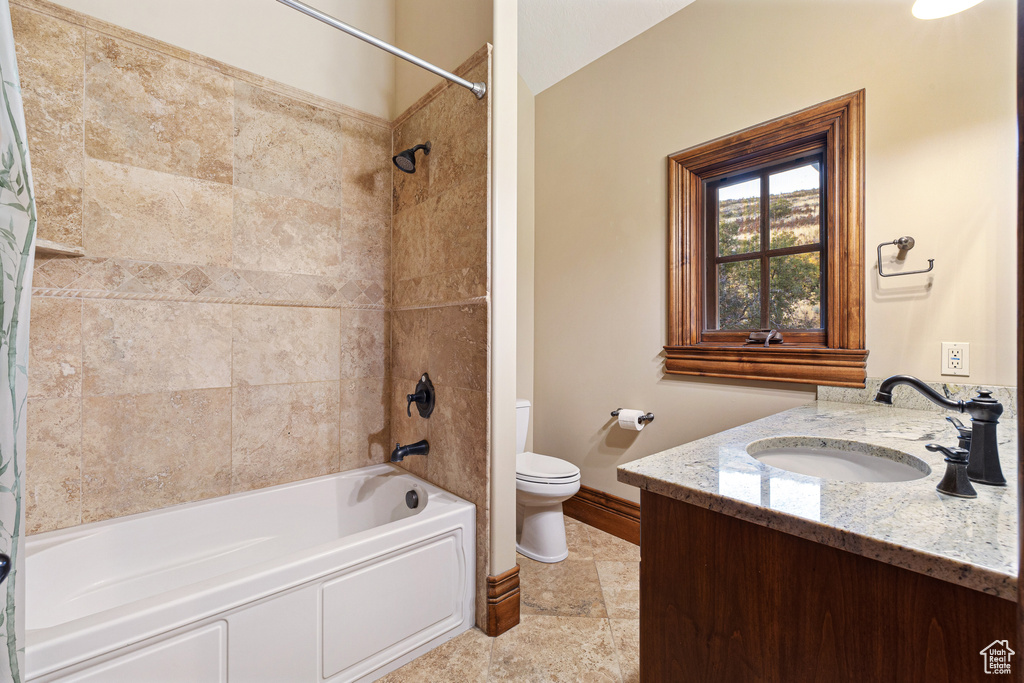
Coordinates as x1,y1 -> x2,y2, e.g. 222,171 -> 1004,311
663,344 -> 868,387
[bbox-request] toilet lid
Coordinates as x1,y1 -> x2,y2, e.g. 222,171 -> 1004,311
516,452 -> 581,482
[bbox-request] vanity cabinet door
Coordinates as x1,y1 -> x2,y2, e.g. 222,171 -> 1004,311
639,491 -> 1015,682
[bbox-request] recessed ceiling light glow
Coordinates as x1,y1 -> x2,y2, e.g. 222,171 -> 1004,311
912,0 -> 985,19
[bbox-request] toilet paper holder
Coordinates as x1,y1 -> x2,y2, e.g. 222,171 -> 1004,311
611,409 -> 655,425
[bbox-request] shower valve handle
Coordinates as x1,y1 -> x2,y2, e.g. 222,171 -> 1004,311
406,373 -> 435,419
407,390 -> 427,417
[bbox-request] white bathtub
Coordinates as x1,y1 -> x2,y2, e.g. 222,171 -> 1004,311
25,464 -> 476,682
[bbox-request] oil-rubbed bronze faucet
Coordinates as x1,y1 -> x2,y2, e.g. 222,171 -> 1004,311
874,375 -> 1005,487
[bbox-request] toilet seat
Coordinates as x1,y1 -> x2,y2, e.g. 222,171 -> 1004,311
516,472 -> 582,485
516,452 -> 580,484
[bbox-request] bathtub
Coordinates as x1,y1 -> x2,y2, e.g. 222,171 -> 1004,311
25,464 -> 476,682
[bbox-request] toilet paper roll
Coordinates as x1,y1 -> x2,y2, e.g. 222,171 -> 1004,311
617,409 -> 646,431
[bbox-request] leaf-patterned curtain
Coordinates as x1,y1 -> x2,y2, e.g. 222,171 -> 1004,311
0,0 -> 36,679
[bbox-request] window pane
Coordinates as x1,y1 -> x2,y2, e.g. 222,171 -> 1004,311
769,163 -> 820,250
717,178 -> 760,256
769,252 -> 821,329
716,259 -> 761,330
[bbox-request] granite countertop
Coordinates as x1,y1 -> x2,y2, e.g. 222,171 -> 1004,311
617,400 -> 1019,599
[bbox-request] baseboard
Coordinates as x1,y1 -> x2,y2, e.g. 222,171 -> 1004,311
485,564 -> 520,637
563,484 -> 641,546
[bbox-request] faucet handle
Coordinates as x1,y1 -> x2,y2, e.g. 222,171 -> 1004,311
945,415 -> 968,433
926,442 -> 970,463
944,416 -> 972,449
927,443 -> 977,499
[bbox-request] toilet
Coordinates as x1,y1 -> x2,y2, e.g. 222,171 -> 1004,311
516,399 -> 581,563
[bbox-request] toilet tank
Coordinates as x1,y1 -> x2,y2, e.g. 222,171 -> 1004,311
515,399 -> 531,454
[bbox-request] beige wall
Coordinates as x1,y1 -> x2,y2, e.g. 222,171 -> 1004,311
394,0 -> 493,115
534,0 -> 1016,503
517,75 -> 535,451
389,49 -> 491,627
489,0 -> 519,585
17,1 -> 392,532
38,0 -> 396,119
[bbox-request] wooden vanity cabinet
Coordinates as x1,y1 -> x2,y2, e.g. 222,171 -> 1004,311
640,491 -> 1016,682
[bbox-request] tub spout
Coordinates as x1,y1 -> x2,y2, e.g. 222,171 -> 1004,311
391,439 -> 429,462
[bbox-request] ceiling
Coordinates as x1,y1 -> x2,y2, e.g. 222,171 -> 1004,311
518,0 -> 697,94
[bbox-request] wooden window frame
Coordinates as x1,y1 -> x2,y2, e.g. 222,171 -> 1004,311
665,91 -> 868,387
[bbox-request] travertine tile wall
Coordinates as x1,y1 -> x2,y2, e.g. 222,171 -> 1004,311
15,0 -> 392,533
389,49 -> 491,628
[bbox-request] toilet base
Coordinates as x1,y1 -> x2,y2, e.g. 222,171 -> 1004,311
516,543 -> 569,564
516,501 -> 570,563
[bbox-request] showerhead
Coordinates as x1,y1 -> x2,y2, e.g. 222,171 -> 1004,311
393,142 -> 431,174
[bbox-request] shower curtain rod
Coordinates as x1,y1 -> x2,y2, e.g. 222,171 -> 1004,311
276,0 -> 487,99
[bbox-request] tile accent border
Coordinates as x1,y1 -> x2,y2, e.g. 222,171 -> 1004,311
563,485 -> 641,546
10,0 -> 391,130
32,287 -> 384,310
485,564 -> 521,637
32,256 -> 387,309
391,295 -> 488,312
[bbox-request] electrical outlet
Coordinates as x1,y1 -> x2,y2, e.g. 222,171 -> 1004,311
941,342 -> 970,376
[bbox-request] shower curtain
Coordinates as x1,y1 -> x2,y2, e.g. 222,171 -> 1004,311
0,0 -> 36,679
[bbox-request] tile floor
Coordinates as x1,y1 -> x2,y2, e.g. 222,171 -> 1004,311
381,518 -> 641,682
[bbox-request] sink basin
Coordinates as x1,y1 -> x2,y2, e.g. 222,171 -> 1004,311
746,437 -> 931,483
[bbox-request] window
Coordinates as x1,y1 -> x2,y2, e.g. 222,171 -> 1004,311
666,91 -> 867,387
706,153 -> 825,338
